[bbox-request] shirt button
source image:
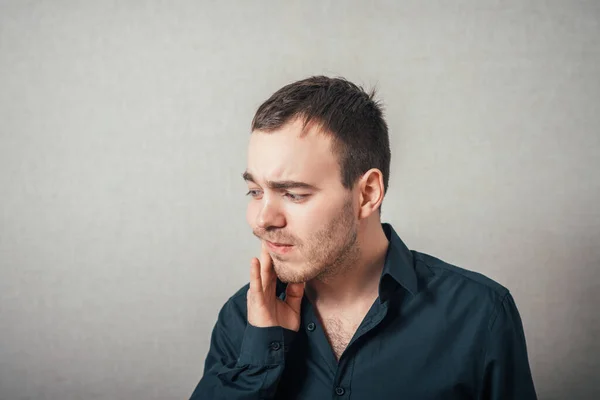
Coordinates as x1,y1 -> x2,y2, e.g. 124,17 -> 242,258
335,386 -> 345,396
270,341 -> 281,351
307,322 -> 316,332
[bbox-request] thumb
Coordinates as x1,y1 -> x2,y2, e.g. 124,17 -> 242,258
285,282 -> 305,313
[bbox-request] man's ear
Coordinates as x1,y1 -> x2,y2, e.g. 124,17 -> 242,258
357,168 -> 384,219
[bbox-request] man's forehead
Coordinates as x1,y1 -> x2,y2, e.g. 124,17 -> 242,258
247,121 -> 339,183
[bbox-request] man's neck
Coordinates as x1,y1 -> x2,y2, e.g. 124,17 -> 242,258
305,220 -> 389,308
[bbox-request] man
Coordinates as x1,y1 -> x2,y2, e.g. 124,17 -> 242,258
190,76 -> 537,399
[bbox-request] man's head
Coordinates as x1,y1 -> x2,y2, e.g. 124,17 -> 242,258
244,76 -> 390,283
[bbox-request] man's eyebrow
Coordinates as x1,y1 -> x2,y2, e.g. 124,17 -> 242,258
242,171 -> 318,191
242,171 -> 256,183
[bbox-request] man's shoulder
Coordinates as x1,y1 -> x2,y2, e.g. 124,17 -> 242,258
412,250 -> 509,301
229,283 -> 251,301
212,283 -> 250,323
224,283 -> 251,310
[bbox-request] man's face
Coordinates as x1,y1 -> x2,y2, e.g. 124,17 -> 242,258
245,119 -> 360,283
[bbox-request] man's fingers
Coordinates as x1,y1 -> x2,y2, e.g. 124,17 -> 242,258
285,282 -> 305,314
259,243 -> 276,291
249,258 -> 263,294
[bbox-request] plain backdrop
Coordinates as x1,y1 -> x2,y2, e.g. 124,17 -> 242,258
1,1 -> 599,399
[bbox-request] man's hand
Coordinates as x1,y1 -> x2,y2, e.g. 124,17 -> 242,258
247,244 -> 305,331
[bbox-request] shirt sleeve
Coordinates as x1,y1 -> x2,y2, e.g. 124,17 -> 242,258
479,292 -> 538,400
189,294 -> 297,400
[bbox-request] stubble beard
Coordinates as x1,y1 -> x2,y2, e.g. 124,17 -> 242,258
271,198 -> 360,284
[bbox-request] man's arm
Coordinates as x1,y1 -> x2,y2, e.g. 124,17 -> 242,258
189,293 -> 297,400
191,246 -> 304,399
479,292 -> 538,399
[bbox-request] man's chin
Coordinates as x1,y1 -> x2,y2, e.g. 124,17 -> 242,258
273,262 -> 315,284
273,270 -> 307,285
278,277 -> 307,284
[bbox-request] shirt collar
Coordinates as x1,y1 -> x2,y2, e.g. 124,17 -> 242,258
379,223 -> 418,301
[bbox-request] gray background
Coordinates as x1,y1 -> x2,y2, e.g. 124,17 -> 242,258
1,0 -> 599,399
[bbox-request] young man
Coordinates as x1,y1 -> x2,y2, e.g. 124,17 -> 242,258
190,76 -> 537,399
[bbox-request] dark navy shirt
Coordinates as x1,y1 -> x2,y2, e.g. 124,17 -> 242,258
191,223 -> 537,399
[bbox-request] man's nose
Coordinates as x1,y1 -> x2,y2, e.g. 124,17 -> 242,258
256,198 -> 285,229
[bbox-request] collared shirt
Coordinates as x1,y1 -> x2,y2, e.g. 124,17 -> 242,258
190,223 -> 537,399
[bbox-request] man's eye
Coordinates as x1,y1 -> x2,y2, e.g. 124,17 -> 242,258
246,189 -> 262,198
284,193 -> 308,202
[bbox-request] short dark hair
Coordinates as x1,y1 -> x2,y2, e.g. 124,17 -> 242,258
251,76 -> 391,201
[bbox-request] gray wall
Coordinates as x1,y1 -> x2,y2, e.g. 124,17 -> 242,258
1,1 -> 598,399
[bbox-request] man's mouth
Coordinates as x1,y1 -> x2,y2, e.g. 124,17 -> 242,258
265,240 -> 294,254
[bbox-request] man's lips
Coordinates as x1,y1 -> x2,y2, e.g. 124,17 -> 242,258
265,240 -> 294,254
266,240 -> 292,246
